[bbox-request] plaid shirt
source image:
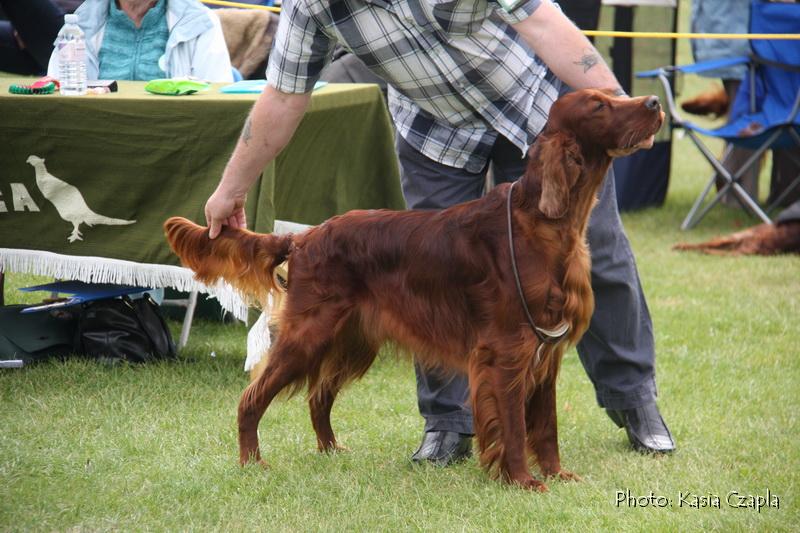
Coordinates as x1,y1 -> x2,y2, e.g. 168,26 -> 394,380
267,0 -> 563,172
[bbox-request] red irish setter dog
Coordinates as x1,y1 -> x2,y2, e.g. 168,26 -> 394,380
164,89 -> 664,491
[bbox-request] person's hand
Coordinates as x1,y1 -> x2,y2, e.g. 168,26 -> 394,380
205,187 -> 247,239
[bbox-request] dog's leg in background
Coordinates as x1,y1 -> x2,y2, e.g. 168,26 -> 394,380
308,318 -> 380,453
309,387 -> 341,452
470,346 -> 545,491
525,370 -> 580,481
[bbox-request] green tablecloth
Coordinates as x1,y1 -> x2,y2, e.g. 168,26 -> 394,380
0,81 -> 404,316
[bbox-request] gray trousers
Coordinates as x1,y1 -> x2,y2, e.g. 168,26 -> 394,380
397,134 -> 658,435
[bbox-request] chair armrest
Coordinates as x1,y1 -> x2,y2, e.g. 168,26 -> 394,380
751,54 -> 800,74
637,56 -> 750,79
632,69 -> 688,127
636,56 -> 750,127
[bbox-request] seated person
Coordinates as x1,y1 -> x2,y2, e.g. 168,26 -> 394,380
47,0 -> 232,82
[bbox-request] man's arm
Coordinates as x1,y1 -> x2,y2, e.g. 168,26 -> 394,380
205,85 -> 312,238
512,0 -> 624,94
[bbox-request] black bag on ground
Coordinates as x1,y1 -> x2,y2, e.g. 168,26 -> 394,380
75,294 -> 176,363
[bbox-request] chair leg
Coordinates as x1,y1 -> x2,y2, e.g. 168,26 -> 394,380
766,133 -> 800,213
767,175 -> 800,213
681,130 -> 774,229
729,181 -> 771,224
682,175 -> 720,230
681,131 -> 737,229
682,137 -> 744,229
177,291 -> 198,350
725,136 -> 778,224
685,180 -> 737,230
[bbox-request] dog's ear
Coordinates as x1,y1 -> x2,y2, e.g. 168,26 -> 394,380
538,132 -> 582,219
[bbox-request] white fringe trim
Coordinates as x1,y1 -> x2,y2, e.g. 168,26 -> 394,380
0,248 -> 249,321
245,306 -> 272,372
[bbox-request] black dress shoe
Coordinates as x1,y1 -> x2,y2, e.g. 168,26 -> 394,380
411,430 -> 472,465
606,402 -> 675,453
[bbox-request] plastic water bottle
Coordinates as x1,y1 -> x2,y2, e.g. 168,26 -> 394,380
56,14 -> 87,96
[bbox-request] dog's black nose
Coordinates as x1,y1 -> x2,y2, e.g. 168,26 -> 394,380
645,96 -> 661,110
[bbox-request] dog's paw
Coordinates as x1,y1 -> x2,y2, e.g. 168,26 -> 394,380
320,444 -> 351,454
540,465 -> 582,482
318,441 -> 351,454
551,469 -> 581,482
513,477 -> 549,492
239,458 -> 269,470
239,448 -> 266,468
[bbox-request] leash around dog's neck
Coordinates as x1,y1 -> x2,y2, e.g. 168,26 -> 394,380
506,181 -> 570,361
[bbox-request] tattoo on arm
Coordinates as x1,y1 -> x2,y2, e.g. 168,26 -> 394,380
241,115 -> 253,146
573,49 -> 599,73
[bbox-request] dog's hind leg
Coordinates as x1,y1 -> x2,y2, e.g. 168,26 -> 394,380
237,338 -> 309,465
525,376 -> 580,482
470,346 -> 546,492
239,301 -> 364,464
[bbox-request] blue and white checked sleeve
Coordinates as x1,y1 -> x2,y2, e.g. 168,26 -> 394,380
489,0 -> 542,26
266,0 -> 336,93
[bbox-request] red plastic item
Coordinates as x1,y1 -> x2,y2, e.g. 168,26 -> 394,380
33,76 -> 60,90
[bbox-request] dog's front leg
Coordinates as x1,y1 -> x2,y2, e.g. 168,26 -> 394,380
525,376 -> 580,482
470,349 -> 547,492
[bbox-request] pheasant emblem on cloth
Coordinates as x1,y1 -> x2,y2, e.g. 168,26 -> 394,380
26,155 -> 136,242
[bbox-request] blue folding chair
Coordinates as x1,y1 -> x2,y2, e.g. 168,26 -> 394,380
639,0 -> 800,230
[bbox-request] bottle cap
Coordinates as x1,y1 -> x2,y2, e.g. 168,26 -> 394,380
65,14 -> 79,24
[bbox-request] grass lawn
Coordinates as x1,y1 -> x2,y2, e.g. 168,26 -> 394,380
1,2 -> 798,532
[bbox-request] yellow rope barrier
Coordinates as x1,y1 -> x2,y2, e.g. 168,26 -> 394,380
199,1 -> 800,40
201,0 -> 281,13
585,30 -> 800,40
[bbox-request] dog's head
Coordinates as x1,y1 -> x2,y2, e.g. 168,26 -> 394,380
548,88 -> 665,157
532,89 -> 664,218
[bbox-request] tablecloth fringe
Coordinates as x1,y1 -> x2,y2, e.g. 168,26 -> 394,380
245,308 -> 272,372
0,248 -> 249,321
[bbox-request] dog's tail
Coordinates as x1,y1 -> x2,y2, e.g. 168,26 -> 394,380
163,217 -> 293,299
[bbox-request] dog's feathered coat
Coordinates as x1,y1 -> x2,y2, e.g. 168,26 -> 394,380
165,89 -> 664,490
